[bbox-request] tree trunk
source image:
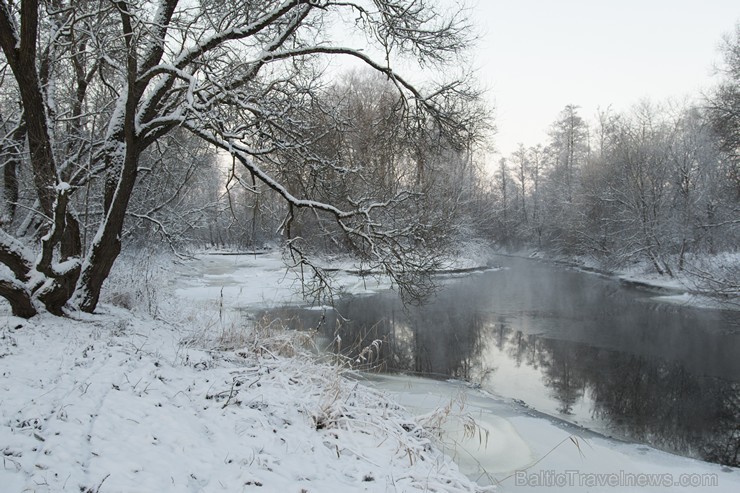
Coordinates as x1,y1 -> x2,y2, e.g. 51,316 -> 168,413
0,279 -> 37,318
1,119 -> 25,221
36,271 -> 80,316
0,1 -> 57,216
75,2 -> 141,313
75,143 -> 140,313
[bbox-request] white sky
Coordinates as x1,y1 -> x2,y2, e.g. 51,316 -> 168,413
462,0 -> 739,156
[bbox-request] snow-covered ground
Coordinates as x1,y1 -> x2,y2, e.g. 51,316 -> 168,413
0,252 -> 489,493
0,310 -> 488,492
173,251 -> 397,311
611,253 -> 739,310
2,249 -> 738,492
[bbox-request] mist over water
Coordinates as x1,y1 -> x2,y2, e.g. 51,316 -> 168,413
263,255 -> 740,466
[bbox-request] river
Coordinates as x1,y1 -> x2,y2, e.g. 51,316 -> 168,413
261,254 -> 740,467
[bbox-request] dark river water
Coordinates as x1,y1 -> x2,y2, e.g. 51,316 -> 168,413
262,255 -> 740,466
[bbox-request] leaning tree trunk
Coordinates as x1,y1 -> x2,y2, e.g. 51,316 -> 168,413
74,9 -> 141,313
0,229 -> 37,317
73,105 -> 141,310
0,279 -> 36,317
74,155 -> 138,312
71,0 -> 143,314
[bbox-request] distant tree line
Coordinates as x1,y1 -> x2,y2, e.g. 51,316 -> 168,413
485,24 -> 739,286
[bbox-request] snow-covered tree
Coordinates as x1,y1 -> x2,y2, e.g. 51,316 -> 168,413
708,22 -> 740,168
0,0 -> 484,317
548,104 -> 589,204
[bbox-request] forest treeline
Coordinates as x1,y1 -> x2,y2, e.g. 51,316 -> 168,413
0,0 -> 737,316
485,26 -> 738,284
489,98 -> 738,275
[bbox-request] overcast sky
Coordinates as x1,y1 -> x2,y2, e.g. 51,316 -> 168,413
463,0 -> 739,156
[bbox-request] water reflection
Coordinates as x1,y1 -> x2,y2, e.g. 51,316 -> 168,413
262,257 -> 740,467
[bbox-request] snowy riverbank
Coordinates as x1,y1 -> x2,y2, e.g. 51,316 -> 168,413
2,250 -> 739,492
1,251 -> 496,492
513,249 -> 740,311
0,309 -> 488,492
363,374 -> 740,492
